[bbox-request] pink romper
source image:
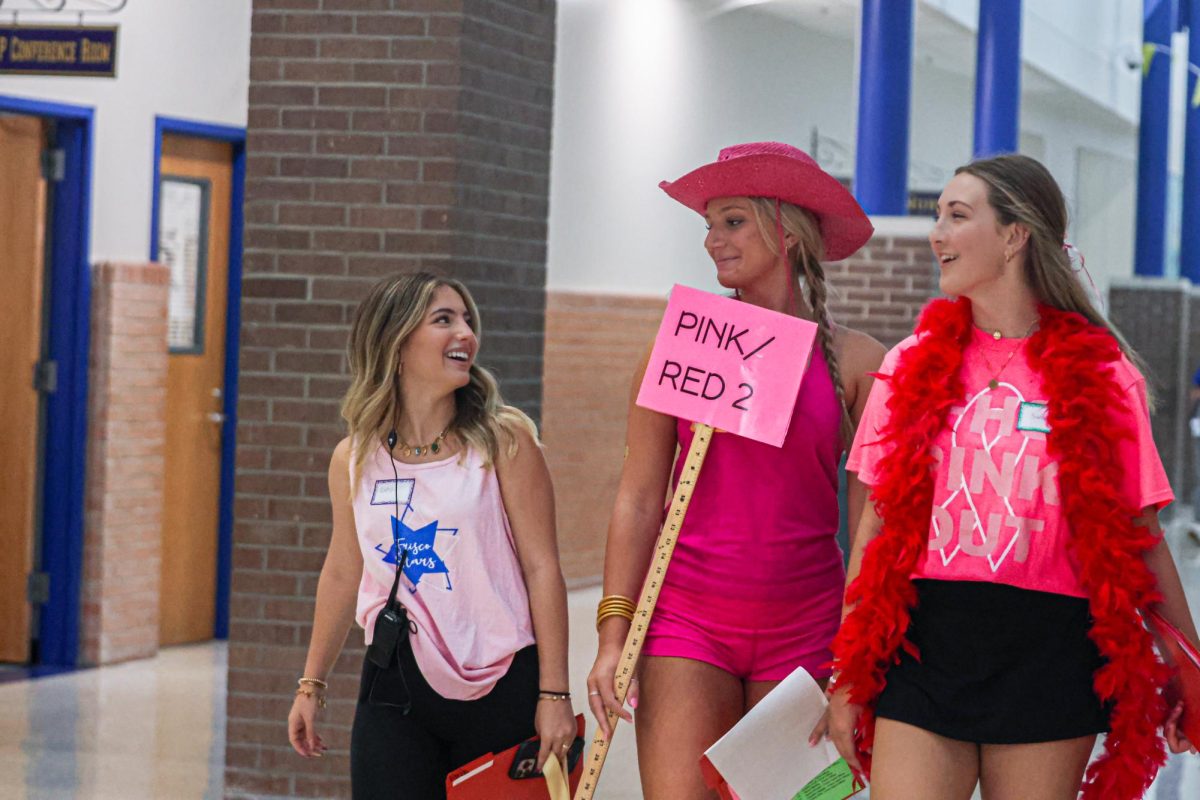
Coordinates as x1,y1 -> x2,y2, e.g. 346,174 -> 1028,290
641,348 -> 846,681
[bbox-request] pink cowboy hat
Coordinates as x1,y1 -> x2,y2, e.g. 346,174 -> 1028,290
659,141 -> 874,261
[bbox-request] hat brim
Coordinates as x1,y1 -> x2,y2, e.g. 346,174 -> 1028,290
659,153 -> 874,261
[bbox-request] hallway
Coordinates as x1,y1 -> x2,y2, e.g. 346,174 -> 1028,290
2,524 -> 1199,799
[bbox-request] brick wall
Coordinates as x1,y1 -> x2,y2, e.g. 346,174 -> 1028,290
827,233 -> 940,348
227,2 -> 556,797
541,292 -> 666,584
81,262 -> 169,666
541,232 -> 940,584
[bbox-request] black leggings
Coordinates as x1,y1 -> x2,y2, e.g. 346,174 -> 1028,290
350,639 -> 539,800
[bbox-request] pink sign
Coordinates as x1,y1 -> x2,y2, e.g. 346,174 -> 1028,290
636,284 -> 817,447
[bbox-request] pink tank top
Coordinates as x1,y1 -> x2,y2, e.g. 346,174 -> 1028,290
351,442 -> 534,700
667,347 -> 847,603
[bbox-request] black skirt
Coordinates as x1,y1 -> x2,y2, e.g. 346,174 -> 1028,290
875,579 -> 1110,744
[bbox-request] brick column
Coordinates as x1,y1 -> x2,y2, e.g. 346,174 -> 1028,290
81,262 -> 169,666
228,2 -> 556,796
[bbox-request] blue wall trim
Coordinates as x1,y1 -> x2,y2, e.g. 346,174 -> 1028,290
0,94 -> 92,120
150,115 -> 245,641
0,94 -> 94,667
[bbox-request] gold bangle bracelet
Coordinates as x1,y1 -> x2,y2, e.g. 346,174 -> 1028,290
596,600 -> 636,615
596,594 -> 637,630
298,677 -> 328,689
596,608 -> 635,631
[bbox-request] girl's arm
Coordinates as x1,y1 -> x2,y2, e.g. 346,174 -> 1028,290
1139,508 -> 1200,754
836,327 -> 884,553
1141,508 -> 1200,645
812,498 -> 883,770
496,424 -> 576,770
288,438 -> 365,758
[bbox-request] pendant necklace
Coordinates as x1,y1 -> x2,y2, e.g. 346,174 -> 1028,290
395,428 -> 448,457
979,320 -> 1038,390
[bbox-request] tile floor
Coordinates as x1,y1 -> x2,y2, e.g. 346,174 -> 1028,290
2,523 -> 1200,799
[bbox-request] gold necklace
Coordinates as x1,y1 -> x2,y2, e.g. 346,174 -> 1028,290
396,428 -> 448,457
978,320 -> 1038,390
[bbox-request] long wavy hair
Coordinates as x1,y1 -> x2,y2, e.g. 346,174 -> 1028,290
746,198 -> 854,445
957,154 -> 1153,404
341,272 -> 537,491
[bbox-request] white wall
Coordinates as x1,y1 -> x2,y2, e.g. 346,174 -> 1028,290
924,0 -> 1143,121
549,0 -> 1141,298
0,0 -> 252,263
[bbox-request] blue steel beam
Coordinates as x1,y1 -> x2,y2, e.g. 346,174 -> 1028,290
854,0 -> 914,215
973,0 -> 1023,158
1135,0 -> 1178,277
1181,0 -> 1200,281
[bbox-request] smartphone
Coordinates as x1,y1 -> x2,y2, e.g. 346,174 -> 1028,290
508,735 -> 584,779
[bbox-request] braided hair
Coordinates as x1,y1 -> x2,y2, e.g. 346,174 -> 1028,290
747,198 -> 854,446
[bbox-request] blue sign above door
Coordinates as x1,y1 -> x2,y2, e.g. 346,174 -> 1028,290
0,25 -> 117,77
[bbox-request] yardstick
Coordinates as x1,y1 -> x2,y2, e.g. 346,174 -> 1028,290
572,423 -> 715,800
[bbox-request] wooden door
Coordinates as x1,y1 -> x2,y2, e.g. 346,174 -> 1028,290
158,135 -> 232,646
0,115 -> 48,663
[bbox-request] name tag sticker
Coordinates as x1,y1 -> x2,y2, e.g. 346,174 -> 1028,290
371,478 -> 414,506
1017,401 -> 1050,433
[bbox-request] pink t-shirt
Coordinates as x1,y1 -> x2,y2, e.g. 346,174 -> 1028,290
351,443 -> 534,700
847,328 -> 1173,598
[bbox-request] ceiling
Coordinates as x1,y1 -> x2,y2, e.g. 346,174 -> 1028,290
697,0 -> 1133,122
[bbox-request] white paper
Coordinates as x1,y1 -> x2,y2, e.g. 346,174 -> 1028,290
703,665 -> 842,800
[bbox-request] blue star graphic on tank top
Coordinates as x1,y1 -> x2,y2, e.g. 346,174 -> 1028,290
375,509 -> 457,592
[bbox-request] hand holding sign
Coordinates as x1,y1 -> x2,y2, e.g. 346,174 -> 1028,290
636,284 -> 817,446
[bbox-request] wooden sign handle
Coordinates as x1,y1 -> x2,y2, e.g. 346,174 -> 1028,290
573,424 -> 715,800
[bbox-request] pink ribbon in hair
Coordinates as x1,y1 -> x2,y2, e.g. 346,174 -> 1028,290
1063,241 -> 1104,313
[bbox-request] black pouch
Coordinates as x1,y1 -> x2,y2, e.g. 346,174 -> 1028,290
367,606 -> 406,669
366,646 -> 412,710
365,547 -> 414,710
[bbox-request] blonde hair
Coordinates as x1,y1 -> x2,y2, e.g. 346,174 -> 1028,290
746,198 -> 854,445
957,154 -> 1154,405
341,272 -> 538,491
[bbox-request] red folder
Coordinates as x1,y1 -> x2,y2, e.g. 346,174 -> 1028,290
446,714 -> 585,800
1144,607 -> 1200,744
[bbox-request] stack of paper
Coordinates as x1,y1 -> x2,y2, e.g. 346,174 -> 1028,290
701,666 -> 864,800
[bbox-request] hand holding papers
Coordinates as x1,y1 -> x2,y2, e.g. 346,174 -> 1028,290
700,666 -> 865,800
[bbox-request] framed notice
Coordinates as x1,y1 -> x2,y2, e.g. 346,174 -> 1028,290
158,176 -> 210,354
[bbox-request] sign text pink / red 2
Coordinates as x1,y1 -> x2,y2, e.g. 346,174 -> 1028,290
636,285 -> 817,447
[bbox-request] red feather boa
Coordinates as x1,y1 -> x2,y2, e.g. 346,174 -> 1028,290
831,298 -> 1169,799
